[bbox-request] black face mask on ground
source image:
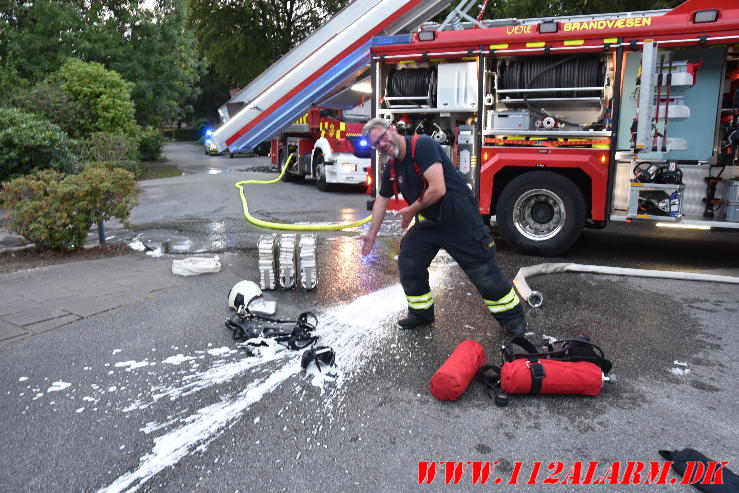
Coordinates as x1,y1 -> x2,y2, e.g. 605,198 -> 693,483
225,311 -> 317,344
301,346 -> 336,374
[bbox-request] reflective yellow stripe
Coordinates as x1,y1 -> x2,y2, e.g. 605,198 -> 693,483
487,296 -> 520,313
604,38 -> 618,44
485,288 -> 516,306
407,292 -> 432,302
409,299 -> 434,310
490,43 -> 509,50
564,39 -> 584,46
418,213 -> 427,222
526,42 -> 546,48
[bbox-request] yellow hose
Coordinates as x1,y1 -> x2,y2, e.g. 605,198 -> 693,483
234,153 -> 372,231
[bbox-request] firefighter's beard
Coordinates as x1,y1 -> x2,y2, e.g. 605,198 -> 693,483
382,135 -> 401,159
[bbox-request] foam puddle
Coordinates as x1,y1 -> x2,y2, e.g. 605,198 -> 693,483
98,283 -> 409,492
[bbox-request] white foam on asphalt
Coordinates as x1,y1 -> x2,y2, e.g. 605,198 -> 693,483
99,283 -> 410,492
114,361 -> 150,370
99,363 -> 300,493
47,381 -> 72,393
161,354 -> 196,365
128,239 -> 145,252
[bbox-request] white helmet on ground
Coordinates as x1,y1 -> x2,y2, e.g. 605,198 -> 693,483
228,280 -> 263,310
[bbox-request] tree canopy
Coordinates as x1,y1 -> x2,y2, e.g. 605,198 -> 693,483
188,0 -> 350,88
0,0 -> 201,127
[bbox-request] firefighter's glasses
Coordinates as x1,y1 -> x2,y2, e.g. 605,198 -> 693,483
370,128 -> 390,149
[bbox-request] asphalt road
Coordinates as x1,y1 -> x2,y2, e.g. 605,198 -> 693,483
1,142 -> 738,492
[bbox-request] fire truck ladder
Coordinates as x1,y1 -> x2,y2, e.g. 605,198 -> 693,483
212,0 -> 451,154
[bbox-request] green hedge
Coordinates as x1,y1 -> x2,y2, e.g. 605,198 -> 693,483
165,127 -> 200,141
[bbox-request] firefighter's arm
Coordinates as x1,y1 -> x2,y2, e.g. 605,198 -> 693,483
401,162 -> 445,221
358,194 -> 389,256
418,162 -> 445,208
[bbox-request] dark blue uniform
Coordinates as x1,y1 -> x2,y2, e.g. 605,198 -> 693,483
379,135 -> 525,330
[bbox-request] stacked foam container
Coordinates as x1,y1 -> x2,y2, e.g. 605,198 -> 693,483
258,233 -> 317,290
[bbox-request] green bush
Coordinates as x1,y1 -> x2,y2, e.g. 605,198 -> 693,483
139,126 -> 165,161
82,160 -> 144,178
48,59 -> 138,138
0,167 -> 137,251
0,107 -> 78,181
10,80 -> 84,138
82,132 -> 140,162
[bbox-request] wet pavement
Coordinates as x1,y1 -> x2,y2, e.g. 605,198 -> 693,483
1,142 -> 738,491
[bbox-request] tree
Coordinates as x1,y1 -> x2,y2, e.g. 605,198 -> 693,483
80,0 -> 203,126
190,64 -> 232,125
188,0 -> 350,87
0,0 -> 84,82
0,0 -> 201,127
47,59 -> 138,139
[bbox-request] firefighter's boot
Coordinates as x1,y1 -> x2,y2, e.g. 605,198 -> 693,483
398,309 -> 435,330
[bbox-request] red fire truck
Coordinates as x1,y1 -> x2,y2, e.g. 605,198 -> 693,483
368,0 -> 739,255
270,105 -> 371,191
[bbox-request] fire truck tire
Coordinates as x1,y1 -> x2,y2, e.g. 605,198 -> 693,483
315,161 -> 331,192
496,171 -> 585,256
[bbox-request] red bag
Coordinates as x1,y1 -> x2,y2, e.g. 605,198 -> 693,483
430,340 -> 486,401
500,359 -> 602,396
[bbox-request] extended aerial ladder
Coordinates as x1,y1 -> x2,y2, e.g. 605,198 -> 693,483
211,0 -> 451,154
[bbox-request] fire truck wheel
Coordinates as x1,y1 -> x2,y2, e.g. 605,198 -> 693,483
315,161 -> 330,192
496,171 -> 585,256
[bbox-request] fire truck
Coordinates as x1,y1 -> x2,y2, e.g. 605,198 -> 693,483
212,0 -> 739,256
368,0 -> 739,255
268,105 -> 371,191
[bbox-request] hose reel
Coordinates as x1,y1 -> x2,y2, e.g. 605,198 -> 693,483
385,68 -> 436,108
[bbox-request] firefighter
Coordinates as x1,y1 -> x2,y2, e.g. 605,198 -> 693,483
358,118 -> 526,334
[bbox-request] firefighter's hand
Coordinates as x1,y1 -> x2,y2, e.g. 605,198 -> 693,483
357,232 -> 376,256
399,206 -> 415,229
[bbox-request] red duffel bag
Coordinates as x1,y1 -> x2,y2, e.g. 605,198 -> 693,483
500,359 -> 602,395
430,339 -> 486,401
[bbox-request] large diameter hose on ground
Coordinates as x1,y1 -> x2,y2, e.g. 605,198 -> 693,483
234,153 -> 372,231
513,263 -> 739,308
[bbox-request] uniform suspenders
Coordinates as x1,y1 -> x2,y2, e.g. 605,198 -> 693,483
388,134 -> 427,203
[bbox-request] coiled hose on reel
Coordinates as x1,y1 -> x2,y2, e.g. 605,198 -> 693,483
386,68 -> 436,106
498,56 -> 605,127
